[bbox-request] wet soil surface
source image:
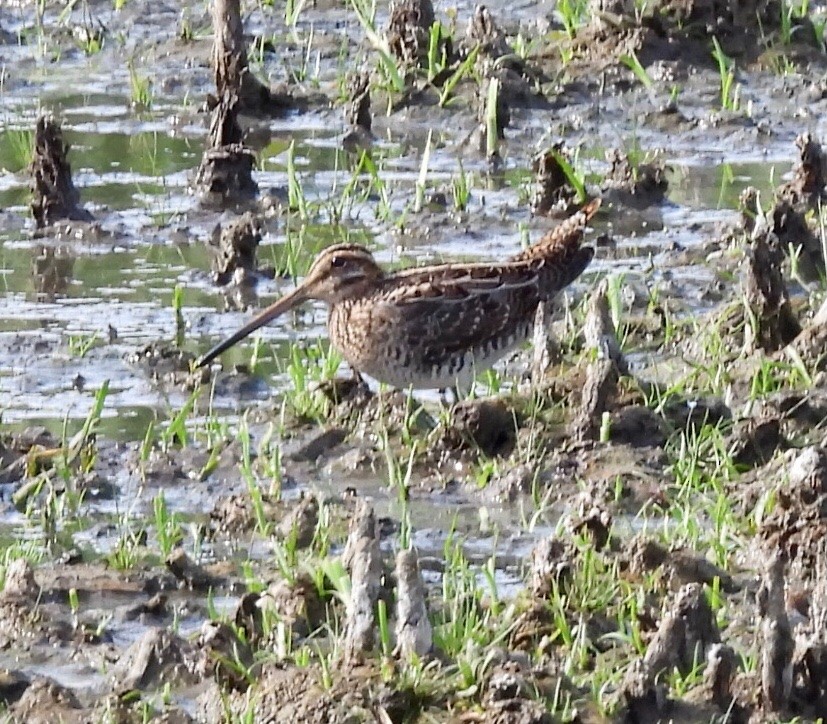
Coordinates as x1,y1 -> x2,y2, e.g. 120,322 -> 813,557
3,0 -> 827,721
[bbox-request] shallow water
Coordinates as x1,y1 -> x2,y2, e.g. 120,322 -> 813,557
0,121 -> 787,436
0,0 -> 823,713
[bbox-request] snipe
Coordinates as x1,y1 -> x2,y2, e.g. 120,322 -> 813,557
198,199 -> 599,389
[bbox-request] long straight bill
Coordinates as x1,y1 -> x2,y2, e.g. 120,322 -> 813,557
196,287 -> 307,368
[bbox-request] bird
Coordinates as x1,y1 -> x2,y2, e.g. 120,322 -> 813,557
197,199 -> 599,390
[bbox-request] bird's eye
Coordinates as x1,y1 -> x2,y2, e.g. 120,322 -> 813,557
330,256 -> 346,268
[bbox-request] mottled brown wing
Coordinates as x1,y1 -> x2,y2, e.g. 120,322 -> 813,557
372,267 -> 542,362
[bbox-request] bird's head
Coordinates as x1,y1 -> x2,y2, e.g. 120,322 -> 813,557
196,243 -> 382,367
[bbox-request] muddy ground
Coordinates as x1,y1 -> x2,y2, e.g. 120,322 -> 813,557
3,0 -> 827,721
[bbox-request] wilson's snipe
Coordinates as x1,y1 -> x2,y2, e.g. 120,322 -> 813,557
198,199 -> 599,389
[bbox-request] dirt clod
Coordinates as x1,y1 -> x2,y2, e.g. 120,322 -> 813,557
386,0 -> 435,67
568,493 -> 613,549
741,184 -> 823,283
127,342 -> 205,387
466,6 -> 509,58
394,548 -> 432,658
779,132 -> 827,207
211,0 -> 299,115
195,93 -> 258,203
30,116 -> 93,229
530,537 -> 574,598
609,405 -> 668,448
196,620 -> 256,690
207,211 -> 273,285
531,145 -> 580,216
617,658 -> 669,722
602,148 -> 668,209
117,593 -> 169,623
703,643 -> 738,711
443,398 -> 515,456
663,397 -> 732,434
3,559 -> 38,601
788,447 -> 827,501
109,627 -> 198,692
643,583 -> 720,678
210,491 -> 278,536
276,493 -> 318,549
342,501 -> 383,661
626,535 -> 736,592
785,295 -> 827,370
760,480 -> 827,580
0,669 -> 29,706
258,572 -> 327,637
484,662 -> 553,723
531,302 -> 560,382
570,359 -> 619,442
758,554 -> 793,712
288,427 -> 348,462
793,541 -> 827,713
344,71 -> 372,134
742,233 -> 801,353
166,549 -> 218,590
484,463 -> 536,502
583,278 -> 629,375
12,678 -> 82,724
729,416 -> 783,468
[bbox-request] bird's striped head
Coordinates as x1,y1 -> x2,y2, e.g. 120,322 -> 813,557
303,244 -> 384,303
196,243 -> 382,368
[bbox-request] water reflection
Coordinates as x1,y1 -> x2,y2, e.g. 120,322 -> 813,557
667,160 -> 780,209
220,280 -> 259,312
31,245 -> 74,300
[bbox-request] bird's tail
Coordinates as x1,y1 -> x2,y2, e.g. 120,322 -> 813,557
511,198 -> 599,296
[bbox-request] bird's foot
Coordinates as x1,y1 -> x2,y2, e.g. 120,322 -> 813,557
438,386 -> 461,408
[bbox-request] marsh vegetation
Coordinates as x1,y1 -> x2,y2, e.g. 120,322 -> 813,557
2,0 -> 827,721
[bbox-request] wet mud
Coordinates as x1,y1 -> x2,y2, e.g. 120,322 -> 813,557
4,0 -> 827,721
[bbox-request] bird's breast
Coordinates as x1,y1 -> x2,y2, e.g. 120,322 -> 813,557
327,302 -> 533,390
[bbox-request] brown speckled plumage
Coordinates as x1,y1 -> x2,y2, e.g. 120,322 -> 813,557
199,199 -> 599,389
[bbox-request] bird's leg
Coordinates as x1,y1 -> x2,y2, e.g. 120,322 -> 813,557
438,388 -> 450,407
348,365 -> 371,396
435,388 -> 455,430
332,364 -> 368,405
438,386 -> 460,407
350,365 -> 366,386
